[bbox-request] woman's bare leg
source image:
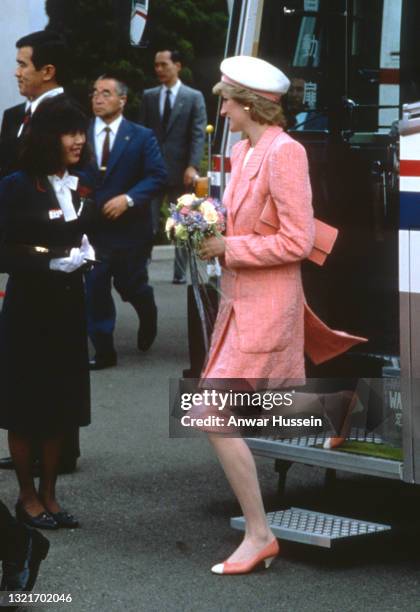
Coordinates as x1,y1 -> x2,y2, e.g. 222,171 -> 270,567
38,434 -> 63,514
209,434 -> 275,563
8,431 -> 45,516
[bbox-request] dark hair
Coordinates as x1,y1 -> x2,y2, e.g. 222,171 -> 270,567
157,49 -> 182,64
94,74 -> 128,96
16,30 -> 69,85
21,95 -> 90,176
169,50 -> 182,64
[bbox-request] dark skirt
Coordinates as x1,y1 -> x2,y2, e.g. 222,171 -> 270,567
0,271 -> 91,434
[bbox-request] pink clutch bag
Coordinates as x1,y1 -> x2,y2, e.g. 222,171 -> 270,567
307,218 -> 338,266
253,200 -> 338,267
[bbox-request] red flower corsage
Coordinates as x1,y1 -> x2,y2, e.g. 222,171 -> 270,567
77,185 -> 93,198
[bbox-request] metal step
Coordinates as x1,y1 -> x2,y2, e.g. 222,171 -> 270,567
245,436 -> 403,479
231,507 -> 391,548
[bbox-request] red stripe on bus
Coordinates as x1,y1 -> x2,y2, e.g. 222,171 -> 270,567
0,292 -> 4,298
212,156 -> 231,172
400,160 -> 420,177
379,68 -> 399,85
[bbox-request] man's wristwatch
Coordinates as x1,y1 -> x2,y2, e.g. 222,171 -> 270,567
126,195 -> 134,208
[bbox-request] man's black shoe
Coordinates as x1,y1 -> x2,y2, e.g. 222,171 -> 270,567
137,303 -> 157,351
0,528 -> 49,592
89,353 -> 117,370
0,456 -> 14,470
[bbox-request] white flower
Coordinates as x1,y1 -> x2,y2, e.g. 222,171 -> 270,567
200,201 -> 218,224
176,193 -> 196,209
175,224 -> 189,241
165,217 -> 176,232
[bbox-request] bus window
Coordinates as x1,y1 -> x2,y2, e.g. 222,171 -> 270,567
257,0 -> 390,134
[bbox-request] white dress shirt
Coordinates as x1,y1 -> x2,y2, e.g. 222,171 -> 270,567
243,147 -> 254,167
94,115 -> 123,167
159,79 -> 181,117
17,86 -> 64,137
48,171 -> 79,222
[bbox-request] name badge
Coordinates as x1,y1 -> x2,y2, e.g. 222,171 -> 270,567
49,209 -> 63,220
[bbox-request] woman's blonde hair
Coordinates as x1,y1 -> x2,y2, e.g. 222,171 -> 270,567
213,81 -> 286,127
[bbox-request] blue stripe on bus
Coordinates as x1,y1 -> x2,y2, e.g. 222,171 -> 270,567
210,185 -> 221,199
400,192 -> 420,229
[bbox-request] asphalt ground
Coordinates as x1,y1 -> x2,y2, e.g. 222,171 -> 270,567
0,249 -> 420,612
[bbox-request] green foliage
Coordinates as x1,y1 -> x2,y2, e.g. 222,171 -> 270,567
45,0 -> 145,117
45,0 -> 228,121
143,0 -> 228,119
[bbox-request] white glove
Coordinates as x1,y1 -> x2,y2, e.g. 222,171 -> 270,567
49,247 -> 85,273
79,234 -> 95,262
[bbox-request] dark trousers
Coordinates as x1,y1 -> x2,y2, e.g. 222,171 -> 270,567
0,500 -> 28,562
85,243 -> 154,353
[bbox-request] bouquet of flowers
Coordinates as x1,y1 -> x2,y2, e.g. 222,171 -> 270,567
165,193 -> 226,250
166,193 -> 226,352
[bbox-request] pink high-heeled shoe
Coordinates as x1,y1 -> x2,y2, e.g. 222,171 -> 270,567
323,392 -> 358,450
211,539 -> 280,575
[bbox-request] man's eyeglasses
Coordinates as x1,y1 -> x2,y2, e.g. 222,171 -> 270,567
90,91 -> 114,100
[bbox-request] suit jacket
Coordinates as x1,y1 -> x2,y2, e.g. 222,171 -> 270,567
86,117 -> 167,248
0,171 -> 95,274
203,127 -> 364,382
0,103 -> 26,178
138,83 -> 207,187
0,170 -> 93,430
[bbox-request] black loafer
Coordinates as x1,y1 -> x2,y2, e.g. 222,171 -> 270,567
51,511 -> 79,529
89,352 -> 117,370
1,528 -> 50,592
15,502 -> 58,531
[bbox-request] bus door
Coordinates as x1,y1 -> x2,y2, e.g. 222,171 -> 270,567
216,0 -> 402,459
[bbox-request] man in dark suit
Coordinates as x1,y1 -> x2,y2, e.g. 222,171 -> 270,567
85,75 -> 167,369
139,49 -> 207,283
0,30 -> 68,177
0,30 -> 80,473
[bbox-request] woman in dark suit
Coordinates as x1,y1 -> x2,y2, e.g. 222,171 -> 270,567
0,95 -> 95,529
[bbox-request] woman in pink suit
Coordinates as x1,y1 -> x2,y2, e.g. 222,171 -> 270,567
197,56 -> 316,575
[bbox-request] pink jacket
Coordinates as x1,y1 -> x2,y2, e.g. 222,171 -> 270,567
224,125 -> 313,353
207,126 -> 364,380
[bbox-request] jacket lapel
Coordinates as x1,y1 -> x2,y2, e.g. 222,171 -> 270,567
70,185 -> 83,216
165,85 -> 186,135
227,141 -> 249,220
231,126 -> 284,222
105,119 -> 132,177
88,123 -> 98,171
150,89 -> 164,140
